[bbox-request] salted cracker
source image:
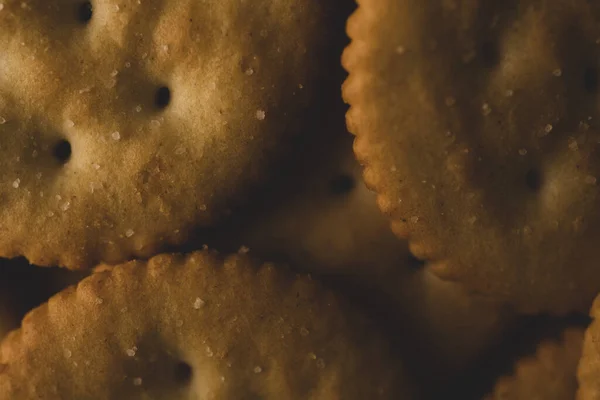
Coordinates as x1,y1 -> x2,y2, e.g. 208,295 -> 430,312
0,0 -> 336,268
343,0 -> 600,313
0,251 -> 413,399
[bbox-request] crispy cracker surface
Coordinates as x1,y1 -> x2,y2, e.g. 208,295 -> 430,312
343,0 -> 600,313
0,251 -> 413,399
0,0 -> 334,269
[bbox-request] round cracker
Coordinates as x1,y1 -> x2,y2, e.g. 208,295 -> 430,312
0,251 -> 413,399
208,124 -> 510,377
343,0 -> 600,313
485,328 -> 583,400
0,0 -> 338,268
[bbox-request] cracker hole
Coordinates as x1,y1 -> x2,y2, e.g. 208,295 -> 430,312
406,254 -> 426,270
328,174 -> 355,195
525,168 -> 542,191
584,67 -> 598,93
480,41 -> 499,67
155,86 -> 171,109
174,362 -> 192,384
77,1 -> 93,23
53,140 -> 72,164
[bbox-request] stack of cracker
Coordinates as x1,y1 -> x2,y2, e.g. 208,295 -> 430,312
1,0 -> 600,399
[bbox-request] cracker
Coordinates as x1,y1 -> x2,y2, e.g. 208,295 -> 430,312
343,0 -> 600,313
485,328 -> 583,400
0,0 -> 337,269
0,251 -> 413,399
576,295 -> 600,399
207,122 -> 510,378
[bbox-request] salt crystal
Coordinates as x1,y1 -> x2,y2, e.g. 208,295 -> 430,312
111,131 -> 121,141
205,346 -> 213,357
61,201 -> 71,211
0,4 -> 4,11
12,179 -> 20,189
36,172 -> 42,179
92,163 -> 101,170
126,347 -> 137,357
0,117 -> 6,124
256,110 -> 266,120
316,359 -> 326,369
253,366 -> 262,374
125,229 -> 134,238
481,103 -> 491,116
114,5 -> 120,11
238,246 -> 249,254
64,349 -> 72,359
523,226 -> 532,235
544,124 -> 553,133
95,297 -> 104,305
585,175 -> 597,185
47,211 -> 54,217
199,204 -> 207,211
245,68 -> 254,76
518,148 -> 527,156
193,297 -> 205,309
410,216 -> 419,223
110,70 -> 119,77
125,62 -> 131,68
66,119 -> 74,128
308,352 -> 317,360
133,378 -> 142,386
569,140 -> 579,151
175,147 -> 186,155
552,68 -> 562,77
300,327 -> 310,336
135,105 -> 142,112
505,89 -> 514,97
32,150 -> 38,158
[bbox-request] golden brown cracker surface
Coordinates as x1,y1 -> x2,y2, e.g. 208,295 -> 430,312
485,328 -> 583,400
0,251 -> 413,399
343,0 -> 600,314
0,0 -> 336,269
